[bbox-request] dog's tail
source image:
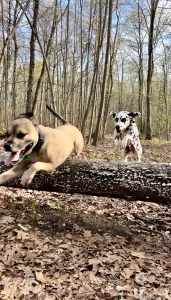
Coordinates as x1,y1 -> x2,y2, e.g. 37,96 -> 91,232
46,105 -> 68,125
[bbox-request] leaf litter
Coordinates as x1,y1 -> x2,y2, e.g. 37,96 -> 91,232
0,185 -> 171,300
0,139 -> 171,299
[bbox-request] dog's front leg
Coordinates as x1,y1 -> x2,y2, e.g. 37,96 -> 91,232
114,136 -> 120,152
134,141 -> 142,162
0,160 -> 31,185
21,162 -> 56,186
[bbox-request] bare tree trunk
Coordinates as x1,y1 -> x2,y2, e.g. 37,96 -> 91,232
162,45 -> 169,140
82,2 -> 94,130
0,0 -> 32,67
78,0 -> 83,127
86,90 -> 96,144
93,0 -> 113,146
12,1 -> 19,119
146,0 -> 159,140
32,0 -> 58,112
137,0 -> 144,132
62,1 -> 70,119
102,0 -> 119,138
16,0 -> 67,116
4,0 -> 12,127
26,0 -> 39,112
81,0 -> 107,136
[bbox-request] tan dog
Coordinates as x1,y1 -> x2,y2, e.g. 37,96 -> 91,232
0,105 -> 84,186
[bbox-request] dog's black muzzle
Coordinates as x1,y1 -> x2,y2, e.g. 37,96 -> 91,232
4,142 -> 13,152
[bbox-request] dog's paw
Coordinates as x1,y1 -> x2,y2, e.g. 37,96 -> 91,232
21,170 -> 34,186
0,174 -> 9,185
21,176 -> 32,186
136,159 -> 141,163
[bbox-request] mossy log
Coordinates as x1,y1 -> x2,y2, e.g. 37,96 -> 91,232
0,155 -> 171,204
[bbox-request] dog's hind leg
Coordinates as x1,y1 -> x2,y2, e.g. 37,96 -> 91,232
133,151 -> 141,162
134,148 -> 142,162
73,132 -> 84,156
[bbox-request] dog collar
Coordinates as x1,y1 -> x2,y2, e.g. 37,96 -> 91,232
32,129 -> 44,152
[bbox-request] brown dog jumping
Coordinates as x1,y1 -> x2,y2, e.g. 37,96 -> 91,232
0,105 -> 84,186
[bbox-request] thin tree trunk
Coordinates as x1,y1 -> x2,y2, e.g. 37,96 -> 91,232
78,0 -> 83,126
162,62 -> 169,140
4,0 -> 12,127
0,0 -> 32,67
93,0 -> 113,146
146,0 -> 159,140
81,0 -> 107,136
102,0 -> 120,138
32,0 -> 58,112
137,0 -> 144,132
12,1 -> 19,119
26,0 -> 39,112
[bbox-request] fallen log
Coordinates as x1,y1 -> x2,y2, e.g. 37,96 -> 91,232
0,155 -> 171,204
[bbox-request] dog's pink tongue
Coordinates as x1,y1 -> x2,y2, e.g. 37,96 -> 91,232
5,151 -> 20,165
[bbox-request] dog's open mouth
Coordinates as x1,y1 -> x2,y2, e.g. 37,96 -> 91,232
5,142 -> 34,165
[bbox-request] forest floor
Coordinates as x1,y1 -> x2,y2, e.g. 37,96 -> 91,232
0,137 -> 171,300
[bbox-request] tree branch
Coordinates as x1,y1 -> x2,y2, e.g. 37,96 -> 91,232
0,0 -> 32,67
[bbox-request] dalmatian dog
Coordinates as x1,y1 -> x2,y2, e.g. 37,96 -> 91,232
110,111 -> 142,162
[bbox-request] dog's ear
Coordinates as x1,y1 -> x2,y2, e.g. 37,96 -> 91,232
15,112 -> 39,126
16,112 -> 34,119
128,112 -> 141,118
109,111 -> 117,118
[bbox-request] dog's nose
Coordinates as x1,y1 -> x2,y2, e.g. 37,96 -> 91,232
115,125 -> 121,133
4,142 -> 12,152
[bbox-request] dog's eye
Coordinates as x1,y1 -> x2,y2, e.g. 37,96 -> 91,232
115,118 -> 119,122
121,118 -> 126,122
17,132 -> 27,139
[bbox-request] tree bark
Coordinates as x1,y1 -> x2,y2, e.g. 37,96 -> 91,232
0,0 -> 32,67
26,0 -> 39,112
81,0 -> 107,136
145,0 -> 159,140
0,157 -> 170,205
137,0 -> 144,132
93,0 -> 113,146
32,0 -> 58,112
12,1 -> 19,119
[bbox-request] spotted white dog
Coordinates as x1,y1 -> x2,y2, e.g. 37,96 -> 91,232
110,111 -> 142,162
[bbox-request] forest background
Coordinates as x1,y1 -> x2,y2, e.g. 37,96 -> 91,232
0,0 -> 171,145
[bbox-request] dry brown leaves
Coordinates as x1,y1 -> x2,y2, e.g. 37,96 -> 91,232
0,186 -> 171,300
